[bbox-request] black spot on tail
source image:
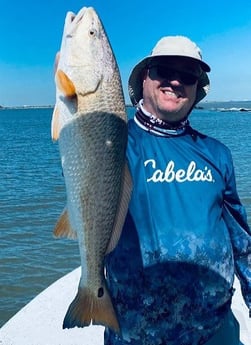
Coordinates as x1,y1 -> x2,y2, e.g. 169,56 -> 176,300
98,287 -> 104,298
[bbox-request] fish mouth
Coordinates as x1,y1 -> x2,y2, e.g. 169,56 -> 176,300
70,7 -> 87,24
65,7 -> 94,37
65,7 -> 87,37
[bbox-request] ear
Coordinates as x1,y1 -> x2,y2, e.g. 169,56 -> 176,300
142,67 -> 149,81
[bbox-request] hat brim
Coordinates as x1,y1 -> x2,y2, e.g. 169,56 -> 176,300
128,55 -> 210,106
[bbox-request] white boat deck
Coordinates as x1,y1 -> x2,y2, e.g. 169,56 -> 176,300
0,267 -> 250,345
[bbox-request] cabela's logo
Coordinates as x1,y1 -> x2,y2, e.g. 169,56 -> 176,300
144,159 -> 214,183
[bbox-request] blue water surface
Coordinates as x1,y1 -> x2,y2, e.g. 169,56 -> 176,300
0,106 -> 250,327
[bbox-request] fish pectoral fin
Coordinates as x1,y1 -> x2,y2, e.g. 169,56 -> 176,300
56,69 -> 76,98
53,208 -> 77,239
106,162 -> 133,254
51,106 -> 60,141
63,285 -> 120,333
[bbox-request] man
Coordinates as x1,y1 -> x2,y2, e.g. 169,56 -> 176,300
104,36 -> 251,345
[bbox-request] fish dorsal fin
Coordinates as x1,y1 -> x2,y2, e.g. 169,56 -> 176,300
53,208 -> 78,240
51,106 -> 60,141
56,69 -> 76,98
106,163 -> 133,254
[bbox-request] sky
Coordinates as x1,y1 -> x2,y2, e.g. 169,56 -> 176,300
1,0 -> 251,106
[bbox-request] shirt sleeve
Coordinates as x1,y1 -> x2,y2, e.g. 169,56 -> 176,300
222,150 -> 251,315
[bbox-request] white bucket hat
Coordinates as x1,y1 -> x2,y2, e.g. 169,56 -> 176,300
128,36 -> 211,106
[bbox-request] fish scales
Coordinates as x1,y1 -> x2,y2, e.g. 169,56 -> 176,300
59,111 -> 127,331
52,6 -> 131,333
59,111 -> 127,279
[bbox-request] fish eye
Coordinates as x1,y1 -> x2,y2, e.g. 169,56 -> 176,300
89,28 -> 97,37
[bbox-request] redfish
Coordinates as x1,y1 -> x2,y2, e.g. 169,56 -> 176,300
51,6 -> 132,333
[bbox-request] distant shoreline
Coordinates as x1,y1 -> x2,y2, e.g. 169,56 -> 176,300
1,101 -> 251,112
0,105 -> 54,110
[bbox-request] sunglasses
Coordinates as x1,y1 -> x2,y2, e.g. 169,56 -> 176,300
149,65 -> 199,85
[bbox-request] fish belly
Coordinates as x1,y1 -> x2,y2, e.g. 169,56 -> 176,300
59,110 -> 127,277
58,111 -> 127,331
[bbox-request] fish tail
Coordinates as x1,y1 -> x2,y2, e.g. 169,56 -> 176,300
63,285 -> 120,333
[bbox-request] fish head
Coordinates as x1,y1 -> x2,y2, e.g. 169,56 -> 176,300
51,7 -> 118,141
61,7 -> 116,94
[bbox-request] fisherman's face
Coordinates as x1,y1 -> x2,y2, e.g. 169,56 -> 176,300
142,57 -> 201,122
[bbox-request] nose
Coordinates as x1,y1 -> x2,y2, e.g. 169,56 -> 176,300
165,71 -> 183,84
167,74 -> 182,85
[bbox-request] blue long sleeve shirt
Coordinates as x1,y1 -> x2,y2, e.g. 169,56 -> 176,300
105,119 -> 251,345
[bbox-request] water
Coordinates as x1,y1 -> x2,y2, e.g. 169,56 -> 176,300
0,105 -> 251,327
0,108 -> 79,326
